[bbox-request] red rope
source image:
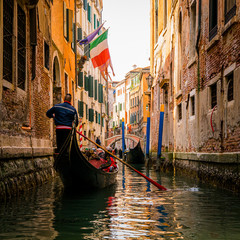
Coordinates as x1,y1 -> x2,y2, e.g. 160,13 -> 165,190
210,105 -> 217,133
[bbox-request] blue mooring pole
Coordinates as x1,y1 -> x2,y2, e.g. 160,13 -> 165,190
157,104 -> 164,160
146,110 -> 150,158
122,118 -> 125,153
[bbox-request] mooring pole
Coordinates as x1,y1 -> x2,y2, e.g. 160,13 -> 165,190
122,118 -> 125,154
157,104 -> 164,169
146,110 -> 150,158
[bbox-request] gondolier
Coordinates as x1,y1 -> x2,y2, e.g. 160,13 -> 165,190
46,93 -> 79,153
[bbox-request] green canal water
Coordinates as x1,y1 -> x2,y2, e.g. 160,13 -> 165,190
1,165 -> 240,240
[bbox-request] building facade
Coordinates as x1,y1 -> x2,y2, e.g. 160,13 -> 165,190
0,0 -> 55,198
150,0 -> 240,156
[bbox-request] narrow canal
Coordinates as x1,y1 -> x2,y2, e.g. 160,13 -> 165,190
1,164 -> 240,240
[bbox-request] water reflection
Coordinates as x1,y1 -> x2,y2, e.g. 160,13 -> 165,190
1,165 -> 240,239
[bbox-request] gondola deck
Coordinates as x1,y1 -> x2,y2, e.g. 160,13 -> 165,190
55,128 -> 118,190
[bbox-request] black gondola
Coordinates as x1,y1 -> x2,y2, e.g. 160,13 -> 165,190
126,141 -> 145,164
54,128 -> 118,190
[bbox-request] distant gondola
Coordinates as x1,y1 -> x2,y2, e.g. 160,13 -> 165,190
126,141 -> 145,164
54,128 -> 118,190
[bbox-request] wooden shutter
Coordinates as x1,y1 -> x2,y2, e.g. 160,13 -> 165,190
83,0 -> 87,10
77,27 -> 82,41
86,104 -> 88,119
78,72 -> 83,87
68,9 -> 73,42
88,3 -> 91,22
94,80 -> 97,100
78,100 -> 84,117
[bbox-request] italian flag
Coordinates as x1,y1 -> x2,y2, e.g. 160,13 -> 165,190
90,29 -> 114,79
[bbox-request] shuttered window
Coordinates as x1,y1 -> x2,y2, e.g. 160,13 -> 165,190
84,75 -> 89,91
101,117 -> 104,127
78,72 -> 83,87
88,76 -> 93,97
87,3 -> 91,22
83,0 -> 87,11
98,83 -> 103,103
98,113 -> 101,124
89,108 -> 94,122
77,27 -> 82,41
86,104 -> 88,119
94,80 -> 98,100
78,101 -> 84,117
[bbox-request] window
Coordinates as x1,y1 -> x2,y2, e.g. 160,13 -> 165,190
178,103 -> 182,121
65,73 -> 69,95
155,0 -> 158,44
3,0 -> 13,84
225,0 -> 236,24
210,83 -> 217,109
190,1 -> 196,57
227,73 -> 234,102
209,0 -> 218,40
164,0 -> 167,29
190,95 -> 195,116
78,72 -> 83,87
63,3 -> 73,42
178,12 -> 182,91
94,79 -> 97,100
78,101 -> 84,117
17,4 -> 26,90
44,41 -> 49,70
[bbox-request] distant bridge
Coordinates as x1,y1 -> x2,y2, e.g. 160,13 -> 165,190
105,134 -> 144,148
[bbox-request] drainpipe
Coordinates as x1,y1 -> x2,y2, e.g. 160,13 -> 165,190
195,0 -> 201,151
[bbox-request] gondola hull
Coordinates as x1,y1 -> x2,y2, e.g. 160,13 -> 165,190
55,129 -> 118,190
126,141 -> 145,164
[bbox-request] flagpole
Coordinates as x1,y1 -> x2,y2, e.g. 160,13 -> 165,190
82,27 -> 111,57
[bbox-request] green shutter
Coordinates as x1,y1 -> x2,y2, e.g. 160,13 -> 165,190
101,84 -> 103,103
102,117 -> 104,127
87,3 -> 91,22
72,22 -> 75,50
83,0 -> 87,10
94,14 -> 96,29
77,27 -> 82,41
94,80 -> 97,100
89,76 -> 93,97
78,100 -> 84,117
89,108 -> 94,122
98,113 -> 100,124
85,75 -> 89,91
98,83 -> 100,102
78,72 -> 83,87
86,104 -> 88,119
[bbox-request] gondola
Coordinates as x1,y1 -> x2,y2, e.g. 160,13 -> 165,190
126,141 -> 145,164
54,128 -> 118,190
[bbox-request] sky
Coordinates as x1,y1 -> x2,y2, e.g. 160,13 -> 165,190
102,0 -> 150,81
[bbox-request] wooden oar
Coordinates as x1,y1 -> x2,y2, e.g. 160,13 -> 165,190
76,130 -> 167,191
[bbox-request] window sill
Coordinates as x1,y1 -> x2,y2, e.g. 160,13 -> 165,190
3,80 -> 14,91
206,33 -> 220,52
188,55 -> 197,68
175,90 -> 182,99
222,15 -> 237,36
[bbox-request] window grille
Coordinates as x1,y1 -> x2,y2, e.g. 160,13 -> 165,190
210,83 -> 217,109
3,0 -> 13,84
227,73 -> 234,102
